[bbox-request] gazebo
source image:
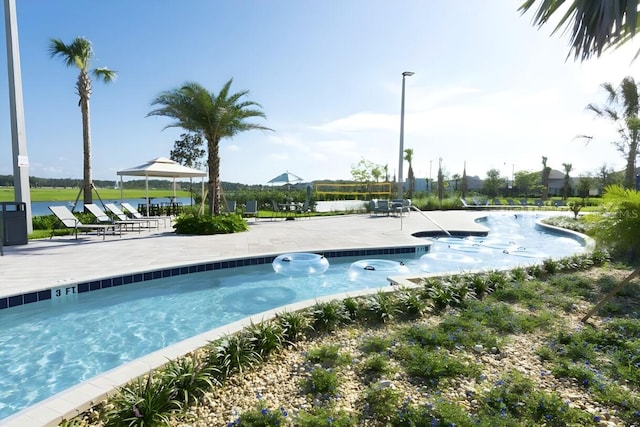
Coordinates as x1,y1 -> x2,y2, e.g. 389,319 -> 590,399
117,157 -> 206,215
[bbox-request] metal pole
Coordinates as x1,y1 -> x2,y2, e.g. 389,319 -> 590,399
398,71 -> 413,199
4,0 -> 32,233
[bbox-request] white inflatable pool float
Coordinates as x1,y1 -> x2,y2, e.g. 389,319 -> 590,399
348,259 -> 409,282
272,253 -> 330,276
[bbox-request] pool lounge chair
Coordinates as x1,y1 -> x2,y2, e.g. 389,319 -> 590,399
49,205 -> 120,240
121,202 -> 171,228
242,200 -> 259,219
223,200 -> 236,214
84,204 -> 143,233
104,203 -> 159,230
296,200 -> 311,218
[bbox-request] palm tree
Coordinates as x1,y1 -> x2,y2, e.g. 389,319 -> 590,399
541,156 -> 551,200
461,162 -> 468,199
148,79 -> 272,215
562,162 -> 573,200
586,77 -> 640,190
49,37 -> 116,205
403,148 -> 415,198
519,0 -> 639,61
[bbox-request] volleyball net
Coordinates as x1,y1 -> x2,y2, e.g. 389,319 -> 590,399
314,182 -> 392,199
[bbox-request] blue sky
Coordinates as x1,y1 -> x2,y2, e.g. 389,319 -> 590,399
0,0 -> 639,185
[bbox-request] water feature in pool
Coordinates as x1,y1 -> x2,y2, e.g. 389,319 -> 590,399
0,212 -> 586,420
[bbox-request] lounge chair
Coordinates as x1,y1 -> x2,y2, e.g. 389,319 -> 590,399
121,202 -> 171,228
271,200 -> 282,220
506,199 -> 516,206
242,200 -> 259,219
519,199 -> 529,208
105,203 -> 159,230
85,204 -> 143,233
296,200 -> 311,218
375,200 -> 391,216
223,200 -> 237,214
49,205 -> 120,240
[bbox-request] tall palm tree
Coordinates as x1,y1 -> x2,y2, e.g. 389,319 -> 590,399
519,0 -> 639,61
403,148 -> 415,198
541,156 -> 551,200
148,79 -> 272,215
587,76 -> 640,189
49,37 -> 116,206
562,162 -> 573,199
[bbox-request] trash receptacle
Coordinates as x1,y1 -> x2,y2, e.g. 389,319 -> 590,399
0,202 -> 28,246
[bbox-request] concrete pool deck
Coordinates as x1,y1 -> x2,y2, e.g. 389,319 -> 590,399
0,209 -> 504,426
0,210 -> 492,300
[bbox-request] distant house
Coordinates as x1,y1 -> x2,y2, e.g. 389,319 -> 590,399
547,169 -> 566,196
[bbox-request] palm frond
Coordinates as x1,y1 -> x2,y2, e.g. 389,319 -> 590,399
520,0 -> 638,61
48,36 -> 92,70
92,67 -> 117,83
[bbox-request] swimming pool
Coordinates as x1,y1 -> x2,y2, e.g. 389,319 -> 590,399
0,213 -> 588,421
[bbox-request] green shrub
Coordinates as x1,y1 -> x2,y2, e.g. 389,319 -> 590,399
306,344 -> 351,368
360,385 -> 402,423
360,335 -> 393,354
208,333 -> 261,379
173,212 -> 248,235
363,290 -> 400,323
103,374 -> 181,427
231,400 -> 287,426
300,367 -> 340,396
244,320 -> 284,358
295,406 -> 354,426
276,310 -> 310,346
161,354 -> 218,407
311,300 -> 350,333
360,354 -> 392,380
395,347 -> 479,385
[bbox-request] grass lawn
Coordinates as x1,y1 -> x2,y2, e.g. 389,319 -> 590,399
0,187 -> 192,202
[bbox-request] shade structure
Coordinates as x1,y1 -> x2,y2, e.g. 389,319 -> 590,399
117,157 -> 207,215
267,171 -> 304,185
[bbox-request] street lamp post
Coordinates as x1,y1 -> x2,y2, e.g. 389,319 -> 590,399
398,71 -> 414,199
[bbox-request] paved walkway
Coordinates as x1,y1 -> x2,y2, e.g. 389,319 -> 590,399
0,210 -> 490,426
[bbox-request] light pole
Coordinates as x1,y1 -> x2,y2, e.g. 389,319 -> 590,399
397,71 -> 414,199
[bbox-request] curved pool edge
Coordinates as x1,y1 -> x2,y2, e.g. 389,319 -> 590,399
388,218 -> 595,288
0,286 -> 393,427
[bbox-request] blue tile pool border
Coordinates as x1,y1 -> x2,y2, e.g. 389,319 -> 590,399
0,245 -> 428,311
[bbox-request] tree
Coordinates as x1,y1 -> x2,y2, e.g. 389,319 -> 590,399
514,170 -> 540,196
351,158 -> 384,182
148,79 -> 271,215
576,175 -> 593,199
170,132 -> 206,169
519,0 -> 640,61
404,148 -> 415,198
49,37 -> 116,205
562,162 -> 573,199
585,77 -> 640,189
437,159 -> 444,202
541,156 -> 551,200
451,173 -> 461,191
483,168 -> 503,198
461,162 -> 468,199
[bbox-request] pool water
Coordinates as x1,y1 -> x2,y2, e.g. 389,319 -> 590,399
0,213 -> 586,420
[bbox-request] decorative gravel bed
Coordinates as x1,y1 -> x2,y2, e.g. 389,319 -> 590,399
71,264 -> 639,426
